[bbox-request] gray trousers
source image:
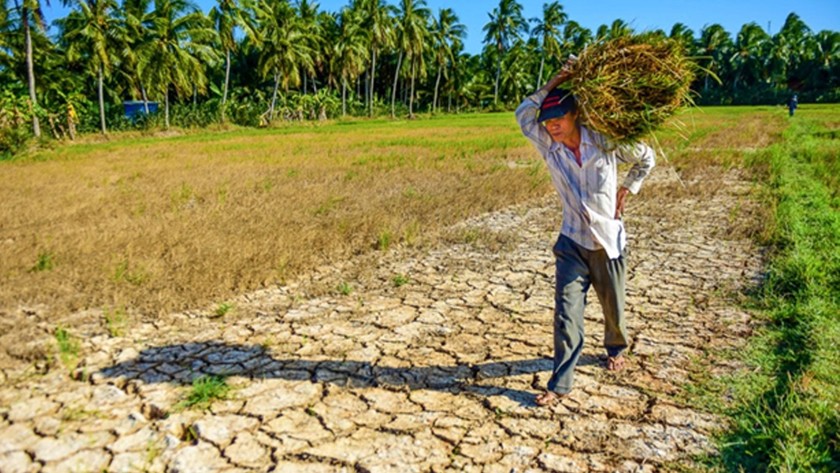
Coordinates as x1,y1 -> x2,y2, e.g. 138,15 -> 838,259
547,235 -> 628,394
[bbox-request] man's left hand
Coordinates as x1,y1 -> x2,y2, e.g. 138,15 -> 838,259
615,187 -> 630,219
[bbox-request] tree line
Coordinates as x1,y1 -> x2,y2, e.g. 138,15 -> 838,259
1,0 -> 838,152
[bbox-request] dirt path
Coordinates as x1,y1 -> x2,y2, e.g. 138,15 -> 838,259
0,167 -> 763,472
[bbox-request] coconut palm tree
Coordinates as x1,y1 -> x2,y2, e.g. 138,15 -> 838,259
482,0 -> 527,106
444,39 -> 465,112
596,19 -> 632,40
458,58 -> 492,110
121,0 -> 153,113
730,22 -> 770,92
13,0 -> 48,137
183,14 -> 219,107
772,13 -> 814,89
251,0 -> 314,121
56,0 -> 125,134
294,0 -> 323,94
529,1 -> 565,89
499,39 -> 532,100
351,0 -> 394,116
209,0 -> 243,121
0,4 -> 12,75
814,30 -> 840,69
137,0 -> 216,129
390,0 -> 428,118
669,23 -> 696,55
812,30 -> 840,90
698,24 -> 732,92
331,8 -> 367,115
429,7 -> 464,114
559,20 -> 591,57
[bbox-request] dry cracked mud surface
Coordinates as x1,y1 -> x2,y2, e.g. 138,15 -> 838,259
0,168 -> 764,472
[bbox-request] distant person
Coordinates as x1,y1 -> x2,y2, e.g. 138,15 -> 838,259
515,66 -> 655,407
788,94 -> 798,117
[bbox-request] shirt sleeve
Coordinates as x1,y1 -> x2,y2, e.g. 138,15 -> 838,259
615,142 -> 656,194
515,90 -> 553,157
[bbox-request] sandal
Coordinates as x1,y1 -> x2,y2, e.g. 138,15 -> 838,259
535,391 -> 565,407
606,355 -> 626,372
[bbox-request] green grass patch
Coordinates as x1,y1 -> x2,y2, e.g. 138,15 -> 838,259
392,274 -> 410,288
177,375 -> 232,411
707,116 -> 840,471
31,250 -> 55,272
337,281 -> 353,296
376,230 -> 393,251
104,306 -> 128,337
54,326 -> 80,369
212,302 -> 234,318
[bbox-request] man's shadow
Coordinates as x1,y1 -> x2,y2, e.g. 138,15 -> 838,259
98,342 -> 602,407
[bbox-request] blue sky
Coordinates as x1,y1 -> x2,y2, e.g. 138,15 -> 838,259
41,0 -> 840,55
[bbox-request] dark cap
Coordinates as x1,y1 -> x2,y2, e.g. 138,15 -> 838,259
538,88 -> 576,122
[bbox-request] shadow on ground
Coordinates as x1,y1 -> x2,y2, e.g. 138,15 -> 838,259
97,342 -> 603,407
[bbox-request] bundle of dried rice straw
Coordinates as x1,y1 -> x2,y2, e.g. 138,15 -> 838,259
563,34 -> 695,144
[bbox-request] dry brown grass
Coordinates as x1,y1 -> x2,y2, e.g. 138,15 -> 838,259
653,105 -> 787,179
639,106 -> 787,244
0,108 -> 787,330
1,115 -> 548,319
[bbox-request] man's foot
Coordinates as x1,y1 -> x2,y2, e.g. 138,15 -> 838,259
606,355 -> 626,372
535,391 -> 565,407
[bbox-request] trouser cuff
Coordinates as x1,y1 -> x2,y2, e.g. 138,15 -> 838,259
606,346 -> 626,358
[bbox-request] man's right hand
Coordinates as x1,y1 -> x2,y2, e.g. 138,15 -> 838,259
560,55 -> 576,78
543,56 -> 576,92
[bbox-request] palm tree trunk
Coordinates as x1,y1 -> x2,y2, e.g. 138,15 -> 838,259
222,48 -> 231,122
46,115 -> 58,139
23,8 -> 41,138
270,72 -> 280,121
165,89 -> 170,129
303,74 -> 307,94
433,66 -> 442,114
67,103 -> 76,140
391,52 -> 403,118
342,78 -> 347,116
536,55 -> 545,90
98,65 -> 107,134
223,49 -> 231,105
141,84 -> 150,114
733,70 -> 740,93
494,54 -> 502,106
409,59 -> 415,118
369,48 -> 377,117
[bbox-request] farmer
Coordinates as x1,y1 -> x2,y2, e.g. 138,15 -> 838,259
788,93 -> 798,117
515,69 -> 655,407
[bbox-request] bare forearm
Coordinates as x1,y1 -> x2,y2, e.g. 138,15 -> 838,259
538,72 -> 569,95
537,58 -> 574,94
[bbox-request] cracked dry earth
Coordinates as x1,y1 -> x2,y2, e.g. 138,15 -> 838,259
0,168 -> 763,473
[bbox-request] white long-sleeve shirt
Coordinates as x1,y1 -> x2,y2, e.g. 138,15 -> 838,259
515,88 -> 655,259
